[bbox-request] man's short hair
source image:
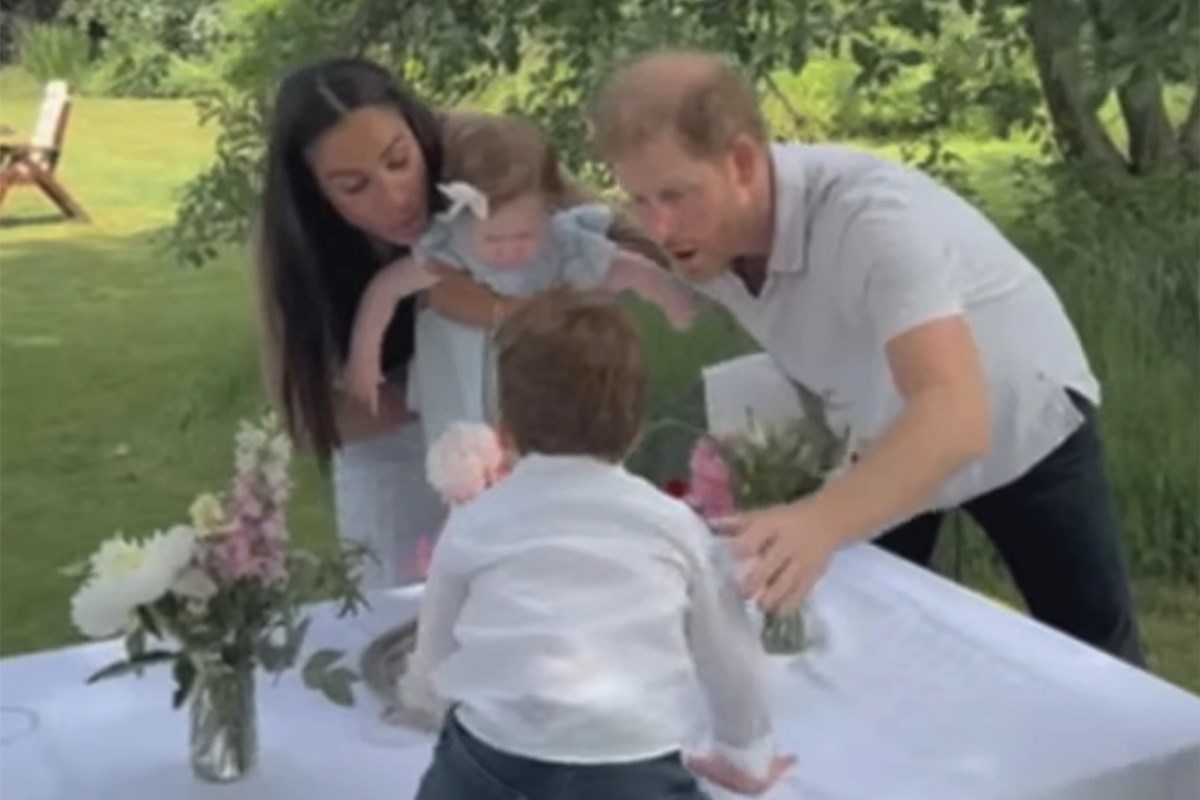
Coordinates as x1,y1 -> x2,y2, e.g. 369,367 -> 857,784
494,287 -> 647,462
588,49 -> 768,161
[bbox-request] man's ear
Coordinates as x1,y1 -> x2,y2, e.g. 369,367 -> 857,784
727,133 -> 763,188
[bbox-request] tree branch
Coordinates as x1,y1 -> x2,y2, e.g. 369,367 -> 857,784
1116,66 -> 1180,173
1026,0 -> 1127,171
1180,84 -> 1200,170
1084,0 -> 1180,173
763,72 -> 814,140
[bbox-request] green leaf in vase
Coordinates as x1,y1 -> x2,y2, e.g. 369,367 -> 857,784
301,648 -> 344,690
172,656 -> 197,709
86,650 -> 177,684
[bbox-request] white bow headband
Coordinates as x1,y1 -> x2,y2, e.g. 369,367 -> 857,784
438,181 -> 490,220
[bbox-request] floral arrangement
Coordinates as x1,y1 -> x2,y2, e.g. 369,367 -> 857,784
64,412 -> 370,780
639,379 -> 849,653
425,421 -> 509,505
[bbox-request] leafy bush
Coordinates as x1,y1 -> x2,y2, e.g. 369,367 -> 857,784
59,0 -> 229,97
15,22 -> 91,88
1008,164 -> 1200,581
83,41 -> 172,98
159,56 -> 226,99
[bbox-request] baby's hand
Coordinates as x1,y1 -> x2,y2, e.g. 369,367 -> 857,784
344,354 -> 385,416
664,293 -> 699,331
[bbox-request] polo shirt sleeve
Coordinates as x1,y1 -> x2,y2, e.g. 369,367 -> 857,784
835,193 -> 964,346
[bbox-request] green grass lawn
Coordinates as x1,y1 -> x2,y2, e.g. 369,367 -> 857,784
1,68 -> 1196,694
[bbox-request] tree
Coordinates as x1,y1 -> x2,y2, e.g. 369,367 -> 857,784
170,0 -> 1198,266
1025,0 -> 1199,173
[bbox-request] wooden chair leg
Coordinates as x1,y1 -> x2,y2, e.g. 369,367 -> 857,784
28,162 -> 89,223
0,170 -> 13,222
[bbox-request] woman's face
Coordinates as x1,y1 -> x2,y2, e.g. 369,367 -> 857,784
307,105 -> 430,247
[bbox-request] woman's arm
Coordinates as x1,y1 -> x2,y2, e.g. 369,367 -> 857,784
424,262 -> 518,327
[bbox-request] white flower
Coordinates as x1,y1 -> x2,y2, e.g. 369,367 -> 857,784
263,433 -> 292,499
425,422 -> 506,504
235,421 -> 269,473
189,493 -> 225,536
70,526 -> 198,639
70,580 -> 136,640
267,432 -> 292,470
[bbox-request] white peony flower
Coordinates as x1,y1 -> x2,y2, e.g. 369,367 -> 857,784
70,526 -> 198,639
70,579 -> 137,639
425,422 -> 506,504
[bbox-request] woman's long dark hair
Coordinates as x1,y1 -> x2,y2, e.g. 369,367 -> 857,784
258,58 -> 443,462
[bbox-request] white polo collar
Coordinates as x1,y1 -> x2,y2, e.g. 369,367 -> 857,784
764,143 -> 808,277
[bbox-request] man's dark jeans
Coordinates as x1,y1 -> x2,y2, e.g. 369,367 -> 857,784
875,391 -> 1145,666
414,712 -> 712,800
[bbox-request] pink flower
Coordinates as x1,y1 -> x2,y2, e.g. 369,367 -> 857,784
215,532 -> 253,582
426,423 -> 508,505
259,514 -> 287,542
688,439 -> 736,520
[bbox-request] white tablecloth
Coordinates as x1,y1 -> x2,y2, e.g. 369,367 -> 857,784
5,353 -> 1199,799
2,544 -> 1199,800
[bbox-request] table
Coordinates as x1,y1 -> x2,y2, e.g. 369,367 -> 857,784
2,543 -> 1199,800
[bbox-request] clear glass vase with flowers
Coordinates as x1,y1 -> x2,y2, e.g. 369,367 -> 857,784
64,412 -> 371,782
634,378 -> 849,654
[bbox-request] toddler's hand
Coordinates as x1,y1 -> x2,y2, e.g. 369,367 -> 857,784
685,752 -> 796,796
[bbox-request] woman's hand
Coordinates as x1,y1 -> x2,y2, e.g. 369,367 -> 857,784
685,752 -> 796,795
424,262 -> 509,327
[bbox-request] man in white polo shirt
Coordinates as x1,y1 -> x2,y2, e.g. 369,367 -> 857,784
588,49 -> 1143,665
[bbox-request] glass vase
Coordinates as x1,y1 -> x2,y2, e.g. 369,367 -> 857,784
189,661 -> 257,782
760,604 -> 808,654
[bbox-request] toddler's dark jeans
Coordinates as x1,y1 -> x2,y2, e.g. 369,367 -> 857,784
414,712 -> 712,800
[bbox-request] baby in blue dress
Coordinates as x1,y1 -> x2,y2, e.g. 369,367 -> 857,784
345,116 -> 697,445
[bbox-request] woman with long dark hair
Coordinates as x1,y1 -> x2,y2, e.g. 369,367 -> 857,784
254,57 -> 662,587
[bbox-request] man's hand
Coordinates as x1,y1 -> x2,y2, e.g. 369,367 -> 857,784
685,752 -> 797,796
717,500 -> 842,613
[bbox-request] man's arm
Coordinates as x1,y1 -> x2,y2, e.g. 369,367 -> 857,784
734,202 -> 991,610
814,202 -> 991,538
809,316 -> 989,540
